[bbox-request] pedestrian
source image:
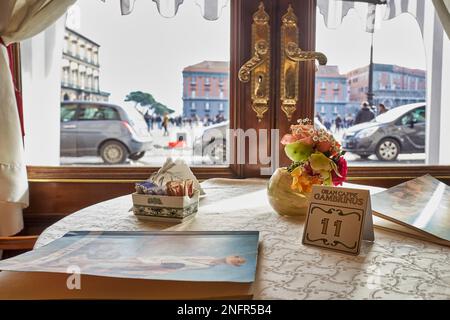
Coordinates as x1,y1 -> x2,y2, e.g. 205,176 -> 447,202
324,117 -> 331,131
150,114 -> 156,131
335,115 -> 343,132
162,113 -> 169,136
156,115 -> 162,129
144,109 -> 152,131
378,103 -> 388,115
345,113 -> 354,128
354,101 -> 375,125
315,112 -> 323,125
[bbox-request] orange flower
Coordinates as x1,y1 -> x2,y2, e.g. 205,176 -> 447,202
290,166 -> 323,193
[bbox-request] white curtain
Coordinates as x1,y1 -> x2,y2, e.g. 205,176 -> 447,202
0,0 -> 75,237
100,0 -> 229,20
433,0 -> 450,38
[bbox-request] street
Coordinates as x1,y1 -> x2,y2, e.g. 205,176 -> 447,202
60,124 -> 222,167
60,125 -> 426,167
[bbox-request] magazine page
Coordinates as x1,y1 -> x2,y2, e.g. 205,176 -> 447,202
0,231 -> 259,283
372,175 -> 450,243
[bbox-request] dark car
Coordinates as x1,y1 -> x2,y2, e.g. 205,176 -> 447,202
342,103 -> 426,161
60,101 -> 152,164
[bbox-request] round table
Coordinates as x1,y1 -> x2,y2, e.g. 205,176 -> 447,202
36,178 -> 450,300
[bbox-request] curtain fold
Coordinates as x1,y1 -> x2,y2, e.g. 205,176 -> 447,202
0,0 -> 75,236
433,0 -> 450,38
101,0 -> 229,21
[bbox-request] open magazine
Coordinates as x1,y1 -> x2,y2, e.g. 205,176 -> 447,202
0,231 -> 259,299
372,175 -> 450,247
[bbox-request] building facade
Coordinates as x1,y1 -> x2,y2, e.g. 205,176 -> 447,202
315,65 -> 349,122
182,61 -> 229,120
346,63 -> 426,108
61,27 -> 110,102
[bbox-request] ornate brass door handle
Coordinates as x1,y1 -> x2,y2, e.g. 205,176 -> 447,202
280,5 -> 327,122
238,2 -> 270,122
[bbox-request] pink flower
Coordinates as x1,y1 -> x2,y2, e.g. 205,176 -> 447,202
291,124 -> 314,141
332,157 -> 348,186
298,136 -> 314,146
281,134 -> 297,145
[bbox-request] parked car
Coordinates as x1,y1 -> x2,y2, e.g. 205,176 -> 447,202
60,101 -> 152,164
342,103 -> 426,161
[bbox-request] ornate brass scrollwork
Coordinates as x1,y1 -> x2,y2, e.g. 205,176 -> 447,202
238,2 -> 270,122
280,5 -> 327,122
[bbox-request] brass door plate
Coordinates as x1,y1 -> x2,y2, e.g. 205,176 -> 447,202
280,5 -> 327,122
238,2 -> 270,122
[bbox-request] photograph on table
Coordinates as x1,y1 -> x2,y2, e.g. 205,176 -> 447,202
0,231 -> 260,283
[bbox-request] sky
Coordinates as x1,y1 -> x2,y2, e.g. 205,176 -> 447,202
74,0 -> 230,114
72,0 -> 426,115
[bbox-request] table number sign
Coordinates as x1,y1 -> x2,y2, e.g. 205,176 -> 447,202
302,186 -> 375,255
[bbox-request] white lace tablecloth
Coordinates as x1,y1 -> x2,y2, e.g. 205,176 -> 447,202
36,178 -> 450,300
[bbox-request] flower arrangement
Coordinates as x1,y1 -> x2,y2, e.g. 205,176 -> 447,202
281,118 -> 348,193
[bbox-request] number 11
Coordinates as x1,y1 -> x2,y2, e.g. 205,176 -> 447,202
321,218 -> 343,237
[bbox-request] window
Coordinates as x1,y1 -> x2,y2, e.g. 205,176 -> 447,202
399,106 -> 426,126
316,0 -> 449,166
61,104 -> 77,122
63,37 -> 69,53
205,102 -> 210,111
80,72 -> 85,89
86,47 -> 92,63
71,40 -> 77,56
18,1 -> 450,181
93,51 -> 99,65
62,67 -> 69,85
72,69 -> 78,87
79,44 -> 85,59
78,105 -> 120,121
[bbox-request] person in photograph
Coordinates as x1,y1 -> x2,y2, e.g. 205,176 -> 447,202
354,101 -> 375,125
134,255 -> 247,274
48,249 -> 248,276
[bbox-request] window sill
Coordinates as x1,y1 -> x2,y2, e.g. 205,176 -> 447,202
27,165 -> 450,186
27,165 -> 238,182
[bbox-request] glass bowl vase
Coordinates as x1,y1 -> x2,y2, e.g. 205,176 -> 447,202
267,167 -> 311,217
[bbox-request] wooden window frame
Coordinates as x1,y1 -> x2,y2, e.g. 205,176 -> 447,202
9,0 -> 450,188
